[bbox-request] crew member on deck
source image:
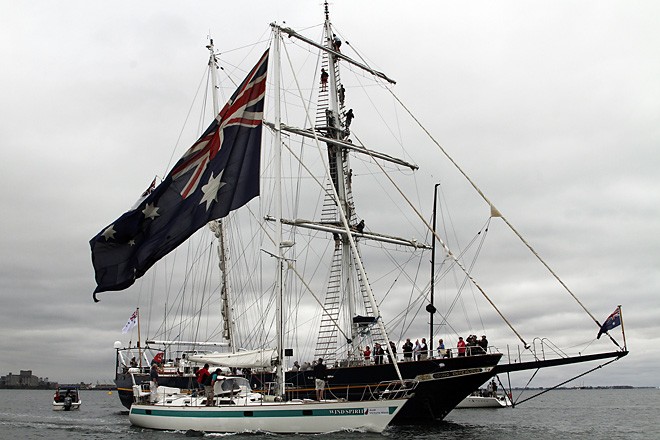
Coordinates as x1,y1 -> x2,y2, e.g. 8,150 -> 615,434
363,345 -> 371,363
149,363 -> 159,403
402,338 -> 413,361
479,335 -> 489,353
419,338 -> 429,360
457,336 -> 466,356
314,358 -> 328,400
437,338 -> 446,357
373,343 -> 384,365
196,363 -> 211,391
388,341 -> 397,363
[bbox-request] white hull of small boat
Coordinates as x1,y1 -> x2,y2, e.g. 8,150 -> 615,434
52,401 -> 82,411
456,395 -> 510,408
129,399 -> 405,433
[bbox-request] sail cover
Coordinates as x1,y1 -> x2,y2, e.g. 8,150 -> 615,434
188,348 -> 277,369
90,50 -> 269,298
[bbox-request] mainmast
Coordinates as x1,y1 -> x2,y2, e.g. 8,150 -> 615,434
207,39 -> 236,352
272,4 -> 411,376
319,5 -> 361,359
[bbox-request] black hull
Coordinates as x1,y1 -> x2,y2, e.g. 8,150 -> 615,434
116,353 -> 501,423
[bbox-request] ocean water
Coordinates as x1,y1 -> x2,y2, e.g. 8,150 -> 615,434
0,388 -> 658,439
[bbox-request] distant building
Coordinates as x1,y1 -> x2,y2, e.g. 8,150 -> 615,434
0,370 -> 54,389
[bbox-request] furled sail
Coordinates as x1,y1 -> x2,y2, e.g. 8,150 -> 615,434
188,348 -> 277,369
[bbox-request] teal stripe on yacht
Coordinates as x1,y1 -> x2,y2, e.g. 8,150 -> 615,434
131,406 -> 398,418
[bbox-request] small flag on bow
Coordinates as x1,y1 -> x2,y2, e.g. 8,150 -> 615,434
597,306 -> 621,339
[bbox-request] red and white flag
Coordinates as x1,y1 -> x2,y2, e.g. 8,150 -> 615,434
122,309 -> 138,334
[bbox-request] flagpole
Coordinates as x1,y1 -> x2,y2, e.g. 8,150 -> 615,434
618,305 -> 627,351
137,307 -> 142,369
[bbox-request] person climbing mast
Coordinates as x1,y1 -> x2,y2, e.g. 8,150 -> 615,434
345,108 -> 354,128
320,68 -> 329,91
332,33 -> 342,52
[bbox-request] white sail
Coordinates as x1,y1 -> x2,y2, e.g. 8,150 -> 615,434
187,348 -> 276,369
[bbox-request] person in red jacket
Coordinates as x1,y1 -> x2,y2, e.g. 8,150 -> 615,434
457,336 -> 467,357
196,363 -> 211,392
363,346 -> 371,363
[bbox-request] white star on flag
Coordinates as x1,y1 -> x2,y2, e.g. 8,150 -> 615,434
142,203 -> 160,219
200,170 -> 226,211
102,225 -> 116,241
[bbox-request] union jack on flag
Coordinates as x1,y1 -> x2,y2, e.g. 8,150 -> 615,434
130,177 -> 158,210
172,50 -> 269,199
597,306 -> 621,339
90,49 -> 269,298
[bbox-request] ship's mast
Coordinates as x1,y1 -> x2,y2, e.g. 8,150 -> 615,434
322,3 -> 359,357
273,4 -> 405,376
272,26 -> 286,399
318,6 -> 402,380
429,183 -> 440,352
207,39 -> 236,352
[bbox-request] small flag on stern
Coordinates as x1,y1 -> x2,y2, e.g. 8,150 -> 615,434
90,49 -> 269,298
122,309 -> 138,334
597,306 -> 621,339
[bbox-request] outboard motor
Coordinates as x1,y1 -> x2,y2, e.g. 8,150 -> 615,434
63,396 -> 73,411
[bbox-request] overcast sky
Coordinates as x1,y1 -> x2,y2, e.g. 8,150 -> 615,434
1,0 -> 658,390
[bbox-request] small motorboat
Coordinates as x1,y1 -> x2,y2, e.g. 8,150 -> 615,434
52,384 -> 82,411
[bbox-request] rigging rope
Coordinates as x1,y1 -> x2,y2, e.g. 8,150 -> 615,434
352,134 -> 529,348
437,218 -> 491,332
384,86 -> 616,347
514,356 -> 623,406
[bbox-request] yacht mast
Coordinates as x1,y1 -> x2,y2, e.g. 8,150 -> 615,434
272,26 -> 286,399
207,39 -> 236,351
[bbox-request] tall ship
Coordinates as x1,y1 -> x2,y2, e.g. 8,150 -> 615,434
94,3 -> 627,425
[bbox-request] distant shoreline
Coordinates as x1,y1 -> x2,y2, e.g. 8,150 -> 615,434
0,385 -> 116,391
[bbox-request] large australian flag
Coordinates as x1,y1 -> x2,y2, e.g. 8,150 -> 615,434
90,49 -> 269,299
